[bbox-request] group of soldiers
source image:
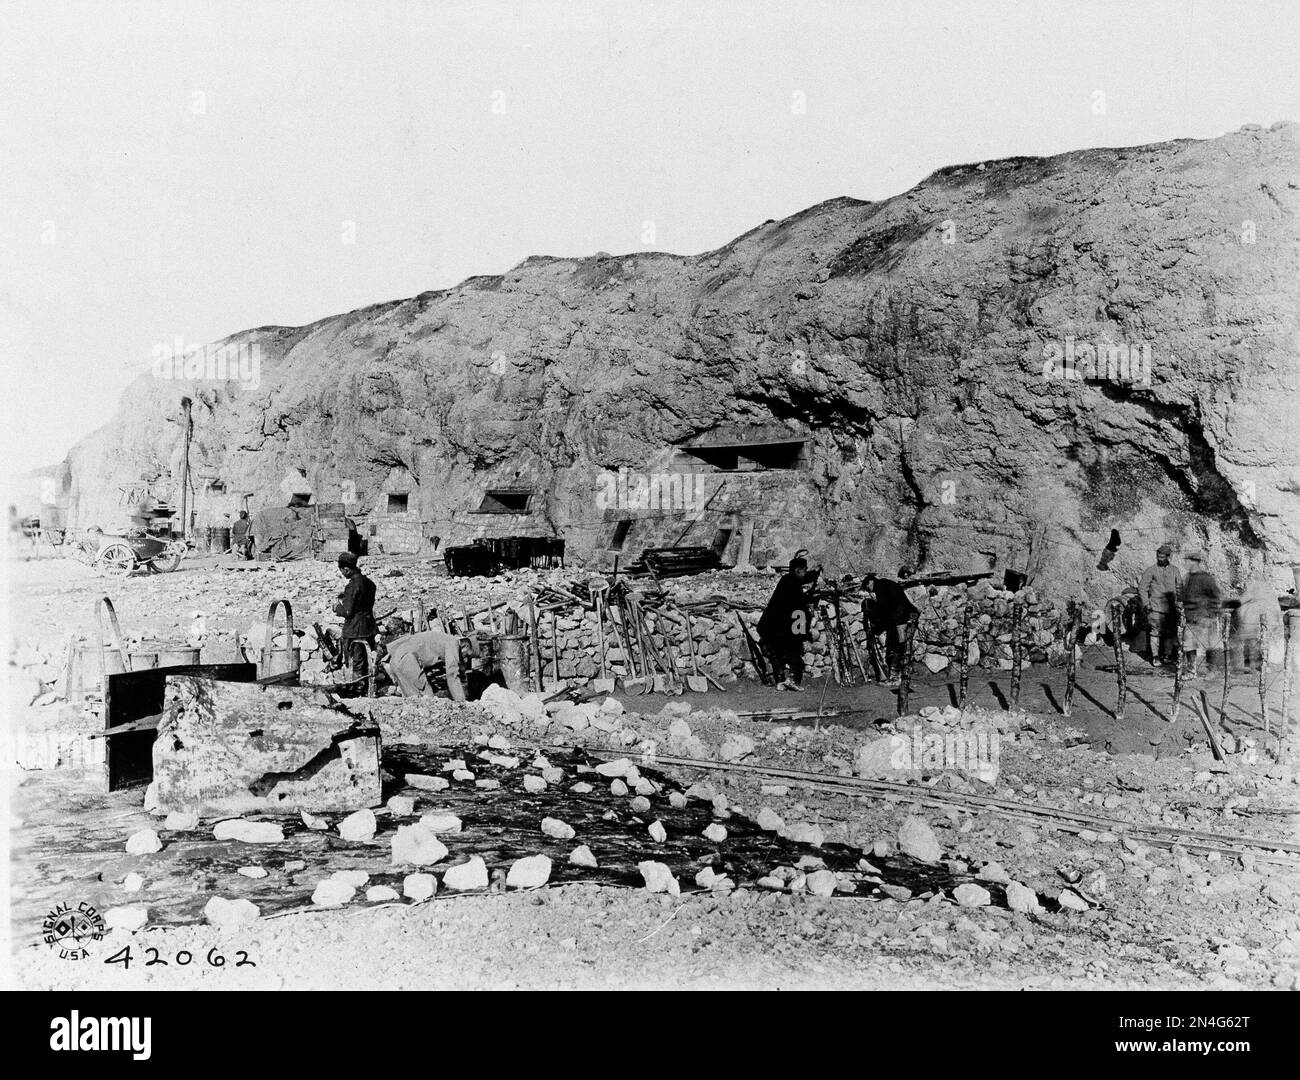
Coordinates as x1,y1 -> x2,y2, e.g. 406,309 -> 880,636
1138,544 -> 1284,676
332,551 -> 479,701
753,542 -> 1290,694
756,554 -> 919,691
326,540 -> 1288,705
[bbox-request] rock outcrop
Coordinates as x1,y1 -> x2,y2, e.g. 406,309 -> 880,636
60,122 -> 1299,596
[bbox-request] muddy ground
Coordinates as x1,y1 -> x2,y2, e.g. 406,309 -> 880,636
4,553 -> 1299,990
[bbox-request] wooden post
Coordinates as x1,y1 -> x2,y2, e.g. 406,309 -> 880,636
818,603 -> 841,685
1282,611 -> 1297,762
595,594 -> 607,681
1110,598 -> 1127,722
958,601 -> 972,708
1259,615 -> 1270,739
861,602 -> 885,682
1218,610 -> 1232,727
527,596 -> 542,692
897,613 -> 919,716
1170,600 -> 1186,725
1063,601 -> 1077,717
1009,600 -> 1023,710
550,611 -> 561,683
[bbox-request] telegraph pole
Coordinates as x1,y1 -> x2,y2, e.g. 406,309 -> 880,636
179,396 -> 192,538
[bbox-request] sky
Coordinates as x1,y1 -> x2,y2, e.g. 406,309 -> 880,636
2,0 -> 1298,476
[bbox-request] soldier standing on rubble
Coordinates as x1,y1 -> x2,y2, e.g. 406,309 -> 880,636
758,553 -> 820,691
334,551 -> 378,681
1138,543 -> 1181,667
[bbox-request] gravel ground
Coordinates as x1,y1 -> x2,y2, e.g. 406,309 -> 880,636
6,554 -> 1299,990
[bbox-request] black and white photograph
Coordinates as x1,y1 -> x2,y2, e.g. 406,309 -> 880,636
2,0 -> 1298,1029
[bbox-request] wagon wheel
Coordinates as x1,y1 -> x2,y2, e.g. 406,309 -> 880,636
97,543 -> 136,576
148,540 -> 186,574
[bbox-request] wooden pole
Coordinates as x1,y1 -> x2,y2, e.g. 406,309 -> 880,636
958,601 -> 972,708
1283,611 -> 1297,762
861,601 -> 885,682
1170,600 -> 1186,726
1010,600 -> 1024,710
595,594 -> 607,681
1110,598 -> 1127,722
527,596 -> 542,692
1063,601 -> 1077,717
897,613 -> 919,715
550,611 -> 561,684
818,603 -> 841,686
1218,610 -> 1232,728
1259,615 -> 1269,739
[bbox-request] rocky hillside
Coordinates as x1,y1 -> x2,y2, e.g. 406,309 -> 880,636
62,121 -> 1299,597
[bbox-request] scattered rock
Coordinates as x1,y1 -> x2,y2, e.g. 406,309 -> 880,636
695,866 -> 735,891
163,811 -> 200,831
311,878 -> 355,907
122,872 -> 144,892
669,792 -> 689,809
898,816 -> 942,863
596,758 -> 634,777
301,811 -> 329,831
443,856 -> 489,891
523,775 -> 547,794
718,734 -> 756,762
757,808 -> 784,832
782,822 -> 825,847
570,782 -> 593,794
337,809 -> 377,842
366,885 -> 400,902
648,820 -> 668,843
541,817 -> 576,840
953,883 -> 992,907
806,870 -> 839,897
703,823 -> 728,843
976,861 -> 1011,884
507,854 -> 553,888
630,796 -> 652,814
214,819 -> 284,844
610,779 -> 629,796
637,860 -> 680,895
403,873 -> 437,901
237,866 -> 268,879
204,896 -> 260,928
386,795 -> 416,817
405,773 -> 450,792
125,829 -> 162,855
332,870 -> 370,888
1058,890 -> 1088,912
391,824 -> 449,866
1005,882 -> 1040,914
420,812 -> 462,834
569,845 -> 599,868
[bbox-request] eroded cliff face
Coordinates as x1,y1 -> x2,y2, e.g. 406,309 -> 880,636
64,122 -> 1299,598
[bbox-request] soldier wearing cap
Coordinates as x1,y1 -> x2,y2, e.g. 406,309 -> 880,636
1139,543 -> 1182,666
334,551 -> 378,681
